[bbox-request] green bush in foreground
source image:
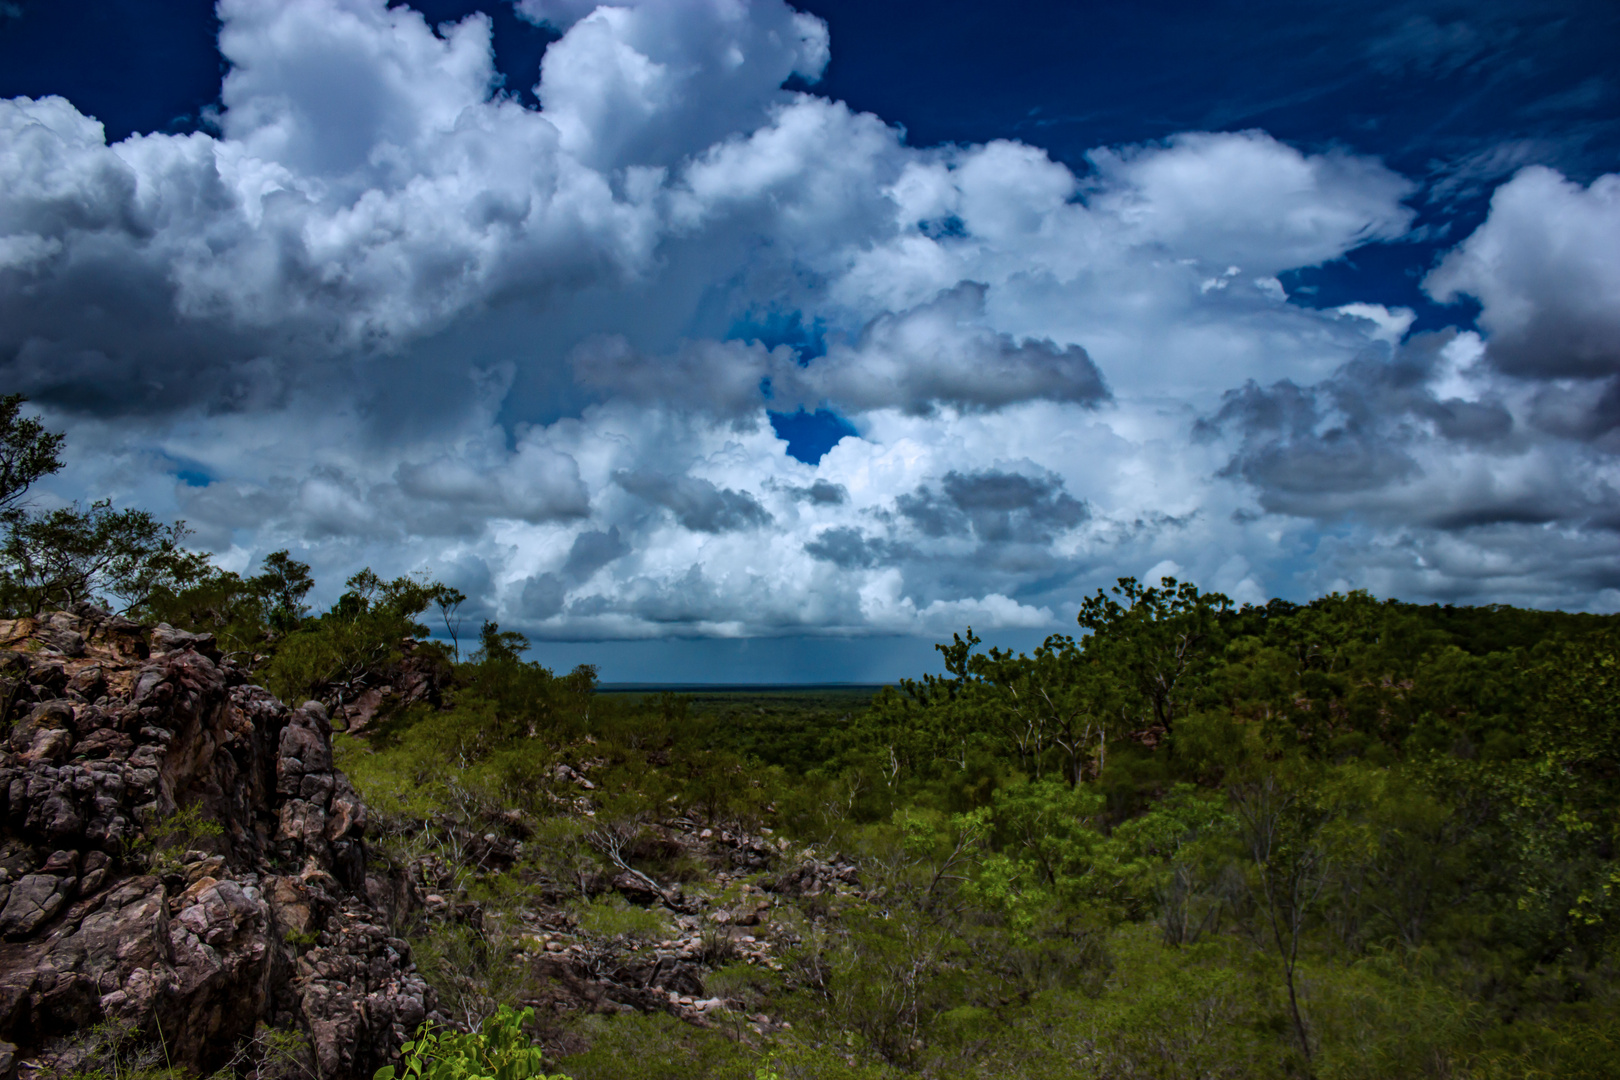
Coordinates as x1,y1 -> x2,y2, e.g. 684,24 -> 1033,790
375,1007 -> 568,1080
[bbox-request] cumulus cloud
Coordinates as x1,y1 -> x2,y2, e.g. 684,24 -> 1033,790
393,439 -> 591,526
780,479 -> 848,505
6,0 -> 1618,653
1427,166 -> 1620,441
615,470 -> 772,533
572,334 -> 787,419
897,468 -> 1089,543
524,0 -> 828,170
561,525 -> 630,580
1088,131 -> 1417,273
1203,328 -> 1620,537
804,526 -> 904,570
787,283 -> 1111,414
571,283 -> 1110,418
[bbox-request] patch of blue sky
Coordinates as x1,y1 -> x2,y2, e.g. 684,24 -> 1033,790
726,308 -> 827,362
768,408 -> 859,466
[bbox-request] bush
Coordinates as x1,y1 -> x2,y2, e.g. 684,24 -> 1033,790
572,895 -> 671,941
375,1005 -> 567,1080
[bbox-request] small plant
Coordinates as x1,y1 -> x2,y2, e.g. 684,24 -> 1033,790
374,1005 -> 568,1080
283,927 -> 319,949
48,1017 -> 182,1080
571,894 -> 670,941
128,802 -> 224,874
214,1025 -> 317,1080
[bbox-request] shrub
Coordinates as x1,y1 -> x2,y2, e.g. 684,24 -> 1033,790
375,1006 -> 567,1080
572,895 -> 670,941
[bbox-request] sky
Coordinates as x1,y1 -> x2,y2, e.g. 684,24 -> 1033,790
2,0 -> 1619,682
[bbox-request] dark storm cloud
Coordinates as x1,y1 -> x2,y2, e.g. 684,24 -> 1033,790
894,488 -> 964,538
561,526 -> 629,581
394,453 -> 591,525
1204,373 -> 1424,502
1201,330 -> 1620,531
0,257 -> 295,418
518,525 -> 629,622
1528,378 -> 1620,445
571,284 -> 1113,420
520,572 -> 567,619
601,566 -> 764,628
615,471 -> 772,533
803,526 -> 906,569
778,479 -> 849,505
571,335 -> 782,420
1207,332 -> 1514,449
1482,308 -> 1620,383
796,283 -> 1112,416
897,468 -> 1089,543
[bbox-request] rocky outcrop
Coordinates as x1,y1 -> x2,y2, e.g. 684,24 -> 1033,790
326,643 -> 452,734
0,608 -> 435,1078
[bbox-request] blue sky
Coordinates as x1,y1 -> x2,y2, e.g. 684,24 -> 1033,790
2,0 -> 1618,680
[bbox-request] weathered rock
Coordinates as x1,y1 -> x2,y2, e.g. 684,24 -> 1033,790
0,610 -> 434,1079
149,623 -> 220,660
0,876 -> 70,939
328,644 -> 451,732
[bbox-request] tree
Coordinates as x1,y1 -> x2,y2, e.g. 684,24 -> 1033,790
948,631 -> 1119,786
0,500 -> 211,614
0,395 -> 64,521
1230,771 -> 1329,1071
249,549 -> 315,633
474,620 -> 530,664
433,584 -> 467,659
261,568 -> 450,707
1078,576 -> 1231,738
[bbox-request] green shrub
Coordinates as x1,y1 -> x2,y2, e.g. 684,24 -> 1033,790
127,802 -> 224,874
375,1006 -> 566,1080
572,894 -> 670,941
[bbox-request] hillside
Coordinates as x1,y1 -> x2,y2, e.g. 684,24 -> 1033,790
1,580 -> 1618,1080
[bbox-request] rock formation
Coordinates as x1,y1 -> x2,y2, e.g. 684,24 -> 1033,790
0,607 -> 435,1079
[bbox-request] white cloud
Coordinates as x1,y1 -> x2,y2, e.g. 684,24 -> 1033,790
5,0 -> 1617,654
1427,165 -> 1620,381
1088,130 -> 1416,273
533,0 -> 828,170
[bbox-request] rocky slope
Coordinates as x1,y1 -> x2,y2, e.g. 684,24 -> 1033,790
0,608 -> 435,1079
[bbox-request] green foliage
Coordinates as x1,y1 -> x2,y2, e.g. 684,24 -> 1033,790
135,550 -> 317,658
255,549 -> 316,633
572,894 -> 671,940
282,926 -> 319,949
261,568 -> 452,706
474,620 -> 532,664
554,1012 -> 767,1080
0,396 -> 228,622
410,922 -> 538,1035
375,1007 -> 567,1080
1077,575 -> 1232,736
325,575 -> 1620,1080
0,393 -> 64,521
131,801 -> 225,874
0,500 -> 211,615
49,1018 -> 179,1080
